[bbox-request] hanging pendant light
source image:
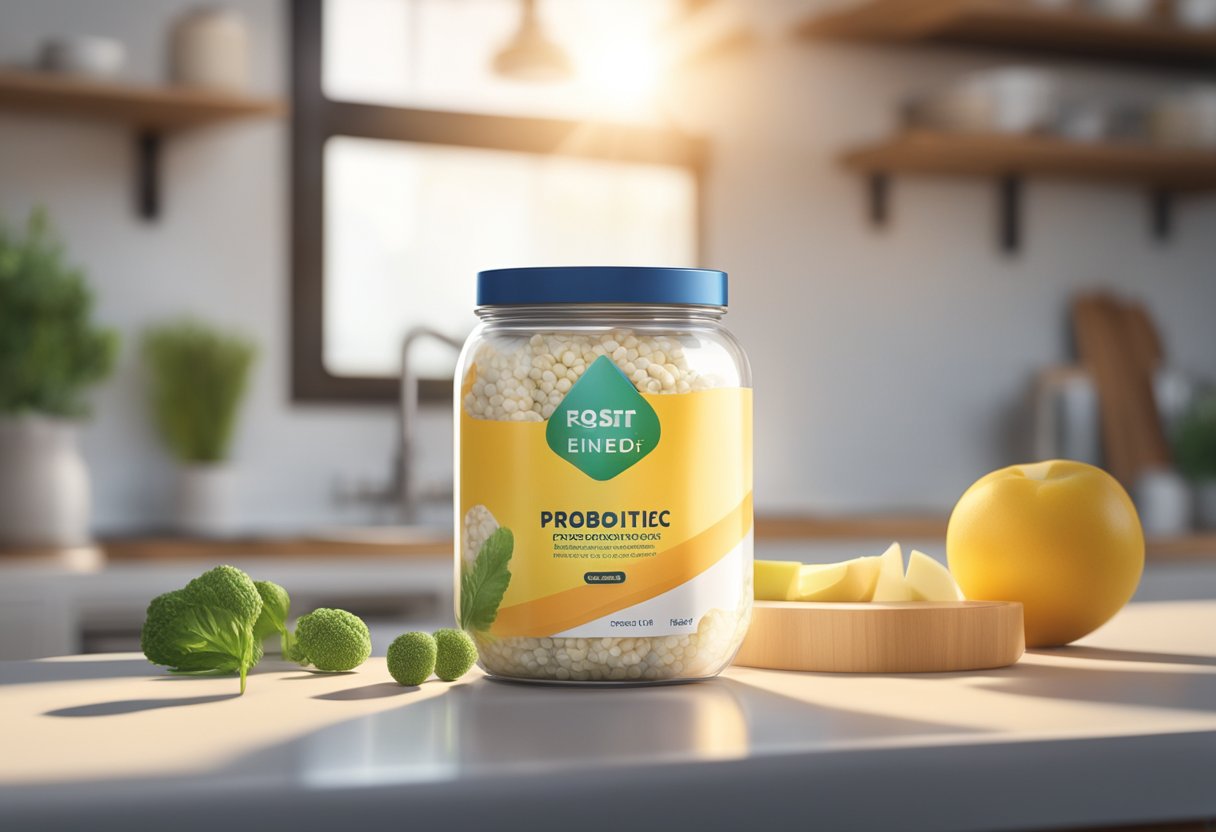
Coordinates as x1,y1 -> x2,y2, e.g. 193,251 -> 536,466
492,0 -> 573,82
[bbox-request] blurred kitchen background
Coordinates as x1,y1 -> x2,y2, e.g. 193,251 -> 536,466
1,0 -> 1215,659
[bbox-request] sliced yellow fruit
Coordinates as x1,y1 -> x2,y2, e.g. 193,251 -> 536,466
754,559 -> 802,601
871,542 -> 912,602
795,562 -> 849,600
797,556 -> 882,602
906,549 -> 964,602
849,555 -> 883,602
757,548 -> 957,604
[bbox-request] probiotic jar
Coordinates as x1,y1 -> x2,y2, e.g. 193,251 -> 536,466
454,267 -> 753,684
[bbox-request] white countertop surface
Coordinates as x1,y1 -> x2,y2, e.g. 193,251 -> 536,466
1,600 -> 1214,832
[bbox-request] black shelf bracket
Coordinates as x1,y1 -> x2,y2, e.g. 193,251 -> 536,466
1149,189 -> 1173,243
856,170 -> 1195,258
997,174 -> 1022,255
136,131 -> 162,220
863,171 -> 1026,256
867,172 -> 890,228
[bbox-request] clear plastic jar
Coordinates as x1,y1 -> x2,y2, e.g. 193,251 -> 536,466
454,267 -> 753,684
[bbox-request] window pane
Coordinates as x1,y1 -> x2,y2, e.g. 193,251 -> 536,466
323,0 -> 678,123
323,136 -> 697,378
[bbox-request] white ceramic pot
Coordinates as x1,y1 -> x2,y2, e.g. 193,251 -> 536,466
1134,468 -> 1192,537
0,416 -> 91,548
1195,480 -> 1216,530
176,464 -> 238,537
38,35 -> 126,78
169,7 -> 250,91
915,67 -> 1062,135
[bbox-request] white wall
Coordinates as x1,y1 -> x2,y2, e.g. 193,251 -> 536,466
1,0 -> 1213,533
686,1 -> 1216,511
0,0 -> 448,533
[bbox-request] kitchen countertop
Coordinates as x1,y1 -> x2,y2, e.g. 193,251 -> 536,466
4,543 -> 1208,662
1,601 -> 1214,831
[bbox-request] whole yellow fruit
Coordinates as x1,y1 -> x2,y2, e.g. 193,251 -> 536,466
947,460 -> 1144,648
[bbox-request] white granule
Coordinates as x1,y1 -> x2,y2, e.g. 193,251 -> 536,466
463,328 -> 723,422
462,504 -> 499,565
474,591 -> 752,683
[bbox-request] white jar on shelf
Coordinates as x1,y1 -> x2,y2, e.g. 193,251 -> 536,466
169,7 -> 250,92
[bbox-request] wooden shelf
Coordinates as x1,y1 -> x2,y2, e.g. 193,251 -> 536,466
841,130 -> 1216,251
844,130 -> 1216,190
0,69 -> 285,218
800,0 -> 1216,71
0,69 -> 284,130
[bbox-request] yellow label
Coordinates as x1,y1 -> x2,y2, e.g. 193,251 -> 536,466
458,383 -> 753,639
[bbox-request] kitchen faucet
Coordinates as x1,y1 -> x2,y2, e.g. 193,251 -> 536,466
397,326 -> 464,524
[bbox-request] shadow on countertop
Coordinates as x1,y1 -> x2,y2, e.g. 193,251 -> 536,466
1030,645 -> 1216,668
314,682 -> 417,700
45,694 -> 240,717
885,649 -> 1216,715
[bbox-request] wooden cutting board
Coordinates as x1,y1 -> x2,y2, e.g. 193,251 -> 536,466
1071,293 -> 1170,487
734,601 -> 1024,673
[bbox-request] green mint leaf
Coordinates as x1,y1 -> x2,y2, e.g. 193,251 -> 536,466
460,527 -> 513,632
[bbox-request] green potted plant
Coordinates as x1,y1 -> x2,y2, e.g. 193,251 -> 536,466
1175,392 -> 1216,530
0,208 -> 118,549
142,320 -> 257,536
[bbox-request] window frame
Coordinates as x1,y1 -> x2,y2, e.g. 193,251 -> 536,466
290,0 -> 708,403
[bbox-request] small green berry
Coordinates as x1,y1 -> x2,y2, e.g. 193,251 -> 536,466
387,632 -> 436,686
433,628 -> 478,681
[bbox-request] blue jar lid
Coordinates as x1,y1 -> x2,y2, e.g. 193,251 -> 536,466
477,266 -> 728,307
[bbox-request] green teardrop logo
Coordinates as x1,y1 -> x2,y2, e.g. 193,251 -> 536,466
545,355 -> 661,481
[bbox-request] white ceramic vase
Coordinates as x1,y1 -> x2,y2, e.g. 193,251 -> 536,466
176,464 -> 237,537
1195,480 -> 1216,530
0,416 -> 91,548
